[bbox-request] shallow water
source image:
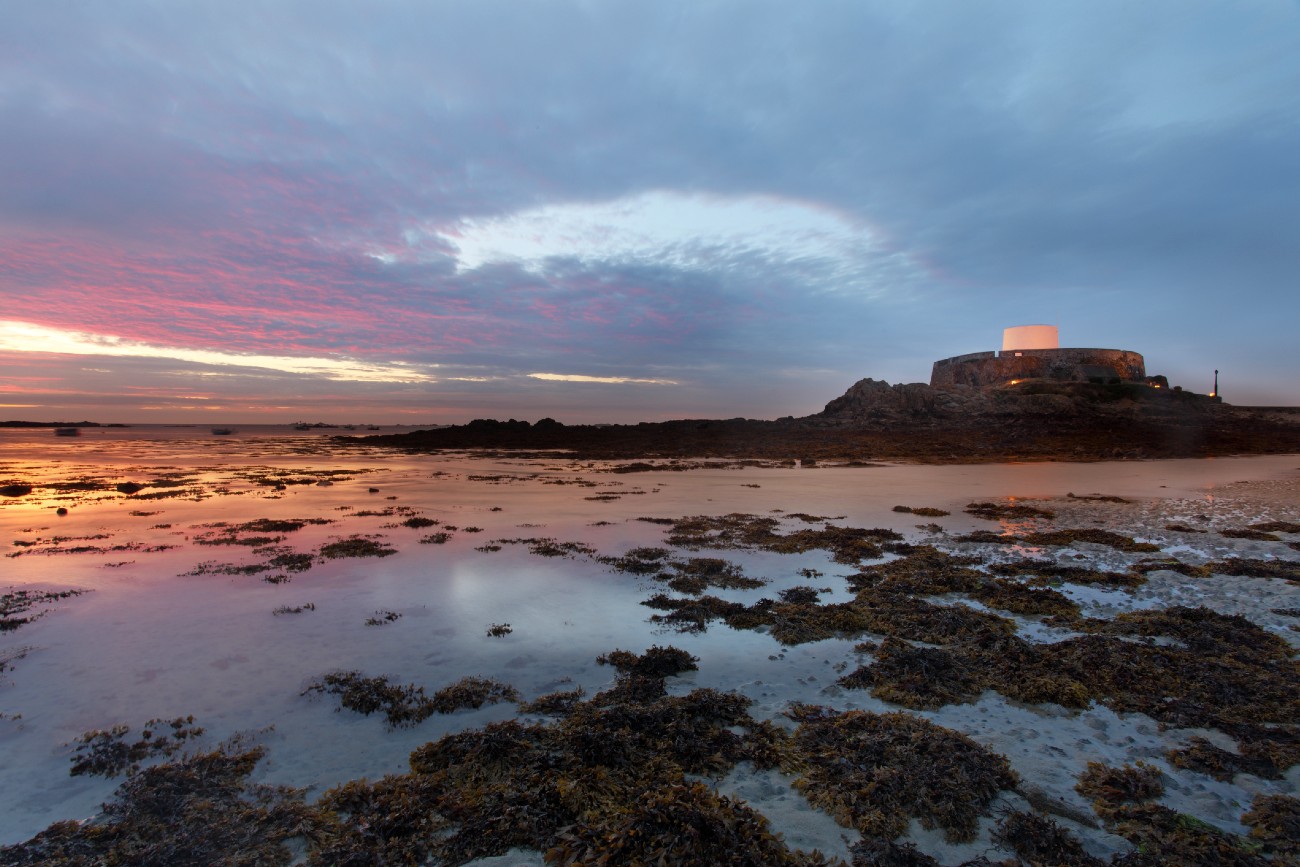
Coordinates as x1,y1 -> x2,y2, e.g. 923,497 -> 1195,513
2,430 -> 1297,857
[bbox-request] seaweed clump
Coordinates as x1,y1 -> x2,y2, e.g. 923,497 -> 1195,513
545,782 -> 824,866
309,653 -> 821,866
1,588 -> 87,632
596,645 -> 699,678
785,704 -> 1017,843
835,603 -> 1300,736
659,513 -> 902,564
302,672 -> 518,728
1020,529 -> 1161,553
992,558 -> 1144,589
965,501 -> 1056,520
1167,736 -> 1288,781
1204,557 -> 1300,584
69,716 -> 204,777
317,536 -> 397,559
990,810 -> 1104,866
0,745 -> 318,867
1107,804 -> 1270,866
1074,761 -> 1164,815
891,505 -> 950,517
1241,793 -> 1300,861
837,637 -> 982,709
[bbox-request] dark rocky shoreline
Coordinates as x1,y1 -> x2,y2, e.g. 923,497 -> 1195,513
360,379 -> 1300,463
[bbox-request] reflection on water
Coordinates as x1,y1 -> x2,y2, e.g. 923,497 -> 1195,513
1,431 -> 1297,848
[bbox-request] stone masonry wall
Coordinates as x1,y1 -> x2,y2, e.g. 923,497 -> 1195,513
930,348 -> 1146,389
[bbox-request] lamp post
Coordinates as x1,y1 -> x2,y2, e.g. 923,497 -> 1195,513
1212,369 -> 1219,398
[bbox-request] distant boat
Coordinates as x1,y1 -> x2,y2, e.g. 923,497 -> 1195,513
366,425 -> 381,430
54,427 -> 81,437
211,428 -> 236,435
292,422 -> 312,430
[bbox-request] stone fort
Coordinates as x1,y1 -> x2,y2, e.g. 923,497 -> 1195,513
930,325 -> 1148,389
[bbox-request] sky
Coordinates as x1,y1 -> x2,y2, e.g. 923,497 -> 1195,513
2,1 -> 1298,424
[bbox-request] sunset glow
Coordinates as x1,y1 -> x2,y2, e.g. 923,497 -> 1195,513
1,2 -> 1296,422
0,321 -> 436,384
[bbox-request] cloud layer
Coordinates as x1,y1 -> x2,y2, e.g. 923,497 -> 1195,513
3,1 -> 1297,421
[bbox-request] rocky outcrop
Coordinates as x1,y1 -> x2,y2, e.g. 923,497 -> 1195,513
809,378 -> 1218,428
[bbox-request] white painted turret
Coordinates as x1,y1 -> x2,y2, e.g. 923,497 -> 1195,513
1002,324 -> 1059,351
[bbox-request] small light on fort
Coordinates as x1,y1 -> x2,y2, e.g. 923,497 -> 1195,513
1153,383 -> 1161,388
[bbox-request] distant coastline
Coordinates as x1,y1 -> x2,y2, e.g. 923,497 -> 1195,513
0,420 -> 120,428
360,380 -> 1300,463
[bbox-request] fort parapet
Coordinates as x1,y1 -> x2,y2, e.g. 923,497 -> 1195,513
930,347 -> 1146,389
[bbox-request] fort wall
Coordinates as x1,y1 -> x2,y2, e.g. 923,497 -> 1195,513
930,347 -> 1146,389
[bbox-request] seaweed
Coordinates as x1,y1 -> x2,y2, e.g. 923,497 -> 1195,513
1020,529 -> 1160,552
780,585 -> 824,605
855,592 -> 1017,646
670,556 -> 766,589
1,588 -> 87,632
658,512 -> 901,564
1066,492 -> 1133,503
965,501 -> 1056,520
892,505 -> 950,517
990,810 -> 1104,866
496,537 -> 598,558
546,781 -> 825,866
1,745 -> 318,867
1222,528 -> 1282,541
420,531 -> 451,544
1107,804 -> 1269,866
400,516 -> 439,528
1074,761 -> 1164,814
519,687 -> 586,717
848,838 -> 942,866
987,556 -> 1144,590
1166,736 -> 1283,781
303,671 -> 436,728
952,530 -> 1019,544
364,610 -> 401,626
1241,793 -> 1300,860
318,536 -> 397,559
602,545 -> 672,574
847,545 -> 986,595
838,637 -> 982,709
1250,521 -> 1300,533
486,622 -> 512,637
430,676 -> 520,713
596,645 -> 699,678
68,716 -> 204,778
310,773 -> 449,866
1130,557 -> 1208,578
1204,557 -> 1300,583
784,705 -> 1018,842
643,593 -> 748,633
969,580 -> 1079,617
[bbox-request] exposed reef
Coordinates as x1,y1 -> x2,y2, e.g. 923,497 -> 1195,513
359,380 -> 1300,462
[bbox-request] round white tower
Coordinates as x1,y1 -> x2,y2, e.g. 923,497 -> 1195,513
1002,324 -> 1059,351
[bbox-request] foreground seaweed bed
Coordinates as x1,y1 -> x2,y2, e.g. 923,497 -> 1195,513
1,647 -> 1033,866
3,479 -> 1298,864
